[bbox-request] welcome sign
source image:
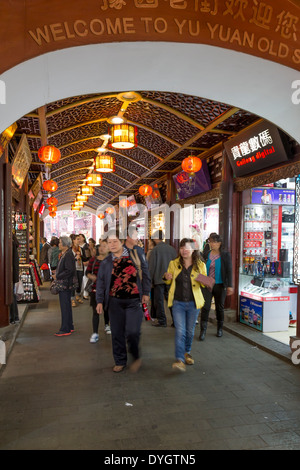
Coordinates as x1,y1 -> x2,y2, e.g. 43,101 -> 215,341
0,0 -> 299,74
224,120 -> 289,177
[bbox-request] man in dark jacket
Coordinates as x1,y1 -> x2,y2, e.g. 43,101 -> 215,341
96,229 -> 151,373
148,230 -> 177,327
40,237 -> 51,281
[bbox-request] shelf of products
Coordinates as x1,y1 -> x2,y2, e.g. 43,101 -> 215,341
18,264 -> 40,303
14,211 -> 28,264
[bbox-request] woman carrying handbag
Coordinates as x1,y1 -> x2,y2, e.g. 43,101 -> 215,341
52,236 -> 76,337
164,238 -> 206,372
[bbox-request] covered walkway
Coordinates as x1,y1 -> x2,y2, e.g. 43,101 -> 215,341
1,286 -> 300,450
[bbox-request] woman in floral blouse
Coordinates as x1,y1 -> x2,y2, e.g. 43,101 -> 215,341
96,229 -> 151,373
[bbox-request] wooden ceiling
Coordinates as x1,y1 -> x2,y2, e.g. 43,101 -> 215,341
15,90 -> 260,210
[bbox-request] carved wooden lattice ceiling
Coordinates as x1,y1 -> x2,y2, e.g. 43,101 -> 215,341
16,90 -> 260,210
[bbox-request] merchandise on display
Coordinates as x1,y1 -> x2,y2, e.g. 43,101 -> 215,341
239,183 -> 297,333
18,264 -> 40,303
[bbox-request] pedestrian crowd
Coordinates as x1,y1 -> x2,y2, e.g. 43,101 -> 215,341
40,228 -> 233,373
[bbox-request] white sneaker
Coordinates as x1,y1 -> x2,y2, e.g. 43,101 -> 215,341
90,333 -> 99,343
104,325 -> 111,335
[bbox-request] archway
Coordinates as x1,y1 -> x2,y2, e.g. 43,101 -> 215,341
0,42 -> 299,143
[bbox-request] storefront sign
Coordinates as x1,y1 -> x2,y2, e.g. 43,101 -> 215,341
173,159 -> 211,200
28,172 -> 43,206
11,134 -> 32,189
224,120 -> 289,177
251,187 -> 295,205
0,123 -> 17,159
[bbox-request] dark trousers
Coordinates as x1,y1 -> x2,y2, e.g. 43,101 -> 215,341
10,291 -> 19,323
200,284 -> 227,323
153,284 -> 168,325
58,289 -> 74,333
108,296 -> 143,366
76,270 -> 84,294
90,292 -> 109,333
43,268 -> 50,282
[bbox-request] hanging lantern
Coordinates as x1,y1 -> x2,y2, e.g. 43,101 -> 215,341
38,145 -> 61,166
152,189 -> 160,199
43,179 -> 58,192
76,194 -> 88,202
49,212 -> 56,218
95,154 -> 115,173
119,198 -> 129,208
139,184 -> 152,197
181,156 -> 202,175
74,201 -> 84,207
97,213 -> 105,219
109,124 -> 137,149
105,207 -> 114,215
86,172 -> 103,187
81,185 -> 94,196
71,204 -> 80,211
47,196 -> 58,206
48,205 -> 57,212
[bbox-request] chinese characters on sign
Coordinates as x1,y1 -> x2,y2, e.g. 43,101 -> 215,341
24,0 -> 300,70
231,129 -> 273,160
224,120 -> 289,177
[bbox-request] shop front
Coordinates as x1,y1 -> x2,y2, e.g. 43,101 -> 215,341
225,119 -> 300,348
239,180 -> 297,338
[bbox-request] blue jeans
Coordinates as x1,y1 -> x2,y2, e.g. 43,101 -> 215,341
172,300 -> 199,362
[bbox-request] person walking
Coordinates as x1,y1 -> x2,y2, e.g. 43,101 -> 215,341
53,236 -> 76,337
40,237 -> 51,281
49,237 -> 60,278
148,230 -> 177,327
96,229 -> 151,373
86,238 -> 110,343
164,238 -> 206,372
199,233 -> 233,340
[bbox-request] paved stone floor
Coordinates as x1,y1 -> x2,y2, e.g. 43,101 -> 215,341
1,286 -> 300,450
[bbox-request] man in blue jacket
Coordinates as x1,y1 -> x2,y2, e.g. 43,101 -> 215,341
96,228 -> 151,373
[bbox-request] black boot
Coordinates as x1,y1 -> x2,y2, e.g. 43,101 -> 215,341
216,321 -> 223,337
199,321 -> 207,341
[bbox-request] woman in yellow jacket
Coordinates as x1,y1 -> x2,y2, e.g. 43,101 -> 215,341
164,238 -> 206,372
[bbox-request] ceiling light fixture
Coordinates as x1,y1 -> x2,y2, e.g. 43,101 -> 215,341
95,154 -> 115,173
86,172 -> 103,187
110,124 -> 137,149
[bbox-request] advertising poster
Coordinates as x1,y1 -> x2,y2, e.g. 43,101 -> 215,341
239,296 -> 263,331
251,188 -> 295,205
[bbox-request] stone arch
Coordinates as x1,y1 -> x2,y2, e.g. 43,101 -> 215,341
0,42 -> 299,143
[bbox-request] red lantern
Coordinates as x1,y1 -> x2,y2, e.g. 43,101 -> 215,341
47,196 -> 58,206
49,212 -> 56,218
119,198 -> 129,208
139,184 -> 152,197
181,156 -> 202,174
97,213 -> 105,219
43,179 -> 58,192
105,207 -> 114,214
38,145 -> 61,165
48,205 -> 57,212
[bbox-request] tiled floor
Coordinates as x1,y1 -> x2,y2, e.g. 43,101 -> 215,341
0,286 -> 300,450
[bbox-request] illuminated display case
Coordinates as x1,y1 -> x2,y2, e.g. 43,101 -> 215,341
239,196 -> 296,332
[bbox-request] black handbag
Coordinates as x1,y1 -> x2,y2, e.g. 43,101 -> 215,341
50,279 -> 68,295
